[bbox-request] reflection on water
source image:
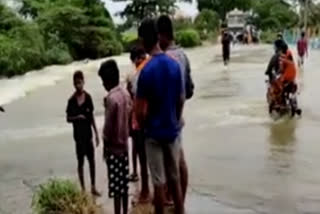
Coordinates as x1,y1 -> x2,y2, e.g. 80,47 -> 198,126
266,119 -> 299,214
268,119 -> 297,169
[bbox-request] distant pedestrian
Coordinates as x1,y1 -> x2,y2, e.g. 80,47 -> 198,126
297,31 -> 308,67
126,46 -> 150,203
99,60 -> 132,214
158,14 -> 194,204
66,71 -> 100,196
136,18 -> 185,214
222,30 -> 232,66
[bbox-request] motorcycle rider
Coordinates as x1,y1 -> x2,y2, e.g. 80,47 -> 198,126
265,39 -> 284,81
266,40 -> 301,116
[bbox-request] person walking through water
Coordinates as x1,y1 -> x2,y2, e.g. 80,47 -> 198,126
157,14 -> 194,205
297,31 -> 308,67
66,71 -> 100,196
136,18 -> 185,214
222,30 -> 232,66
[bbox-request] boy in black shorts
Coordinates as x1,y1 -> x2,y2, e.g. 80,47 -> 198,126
66,71 -> 100,196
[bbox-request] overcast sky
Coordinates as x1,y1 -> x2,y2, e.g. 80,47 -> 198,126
102,0 -> 198,23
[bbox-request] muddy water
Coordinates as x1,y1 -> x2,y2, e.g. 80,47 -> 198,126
1,45 -> 320,214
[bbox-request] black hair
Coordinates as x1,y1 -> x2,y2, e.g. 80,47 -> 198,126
274,39 -> 283,49
138,18 -> 158,51
98,59 -> 119,85
73,70 -> 84,82
301,31 -> 305,37
130,46 -> 146,62
157,15 -> 174,40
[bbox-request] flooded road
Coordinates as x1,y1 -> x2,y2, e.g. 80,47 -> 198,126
1,44 -> 320,214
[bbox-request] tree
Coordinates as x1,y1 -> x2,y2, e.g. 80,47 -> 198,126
194,9 -> 219,39
0,0 -> 121,77
197,0 -> 253,20
250,0 -> 299,31
113,0 -> 191,24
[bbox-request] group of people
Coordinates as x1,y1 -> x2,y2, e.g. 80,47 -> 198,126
66,15 -> 194,214
265,32 -> 306,116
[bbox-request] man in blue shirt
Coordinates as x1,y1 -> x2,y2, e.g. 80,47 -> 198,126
136,18 -> 185,214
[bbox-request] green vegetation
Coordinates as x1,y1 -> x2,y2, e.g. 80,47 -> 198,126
121,32 -> 138,52
260,30 -> 278,44
2,0 -> 317,77
176,29 -> 201,48
194,9 -> 219,40
0,0 -> 121,77
250,0 -> 299,31
113,0 -> 192,26
197,0 -> 253,20
32,179 -> 101,214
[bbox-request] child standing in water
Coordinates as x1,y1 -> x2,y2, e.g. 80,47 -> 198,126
98,60 -> 132,214
66,71 -> 100,196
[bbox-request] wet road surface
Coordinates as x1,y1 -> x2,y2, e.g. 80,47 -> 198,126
1,44 -> 320,214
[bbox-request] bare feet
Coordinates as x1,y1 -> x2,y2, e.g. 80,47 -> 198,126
131,193 -> 151,206
91,188 -> 102,197
164,198 -> 174,207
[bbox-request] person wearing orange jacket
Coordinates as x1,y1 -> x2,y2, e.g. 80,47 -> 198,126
278,44 -> 297,96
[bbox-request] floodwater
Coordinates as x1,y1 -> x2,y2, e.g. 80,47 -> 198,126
1,44 -> 320,214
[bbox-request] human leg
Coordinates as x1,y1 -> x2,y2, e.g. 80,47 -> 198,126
164,139 -> 184,214
130,132 -> 138,181
114,197 -> 121,214
122,194 -> 129,214
86,142 -> 100,196
179,148 -> 188,203
136,131 -> 150,200
145,138 -> 166,214
76,142 -> 85,191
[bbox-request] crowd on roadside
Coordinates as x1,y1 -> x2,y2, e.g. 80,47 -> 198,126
66,15 -> 194,214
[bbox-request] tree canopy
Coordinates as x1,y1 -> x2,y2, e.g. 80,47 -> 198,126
197,0 -> 253,20
250,0 -> 299,31
0,0 -> 121,77
113,0 -> 191,25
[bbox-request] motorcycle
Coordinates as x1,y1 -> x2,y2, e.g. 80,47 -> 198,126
266,78 -> 301,118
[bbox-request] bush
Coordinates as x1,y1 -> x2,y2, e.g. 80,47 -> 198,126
32,179 -> 101,214
0,1 -> 121,77
121,32 -> 138,52
260,30 -> 277,44
0,24 -> 47,77
77,26 -> 123,59
43,34 -> 73,65
176,29 -> 201,48
262,30 -> 279,44
173,17 -> 194,32
194,9 -> 219,40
